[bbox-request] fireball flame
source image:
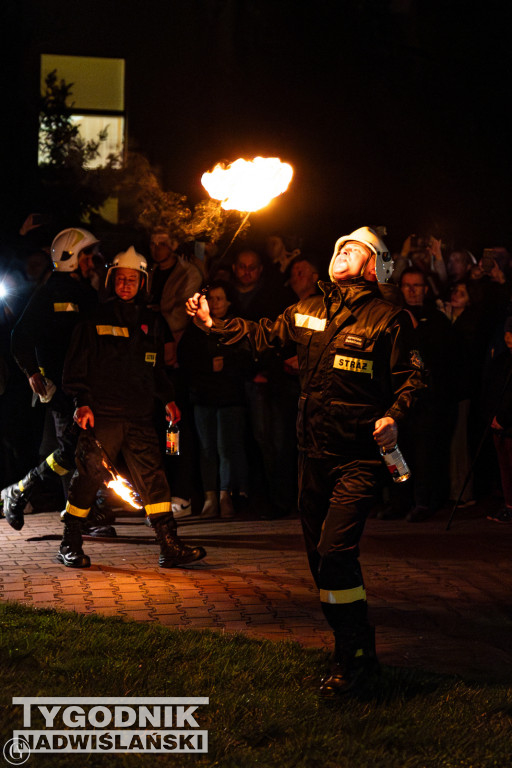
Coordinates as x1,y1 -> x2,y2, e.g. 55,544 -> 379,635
201,157 -> 293,212
106,473 -> 143,509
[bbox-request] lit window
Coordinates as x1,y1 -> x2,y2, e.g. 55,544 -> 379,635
39,54 -> 125,168
69,115 -> 125,168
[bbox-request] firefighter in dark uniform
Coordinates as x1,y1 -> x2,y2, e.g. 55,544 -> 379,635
186,227 -> 424,697
59,246 -> 207,569
1,228 -> 100,531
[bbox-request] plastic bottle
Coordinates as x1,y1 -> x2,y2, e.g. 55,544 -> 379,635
380,444 -> 411,483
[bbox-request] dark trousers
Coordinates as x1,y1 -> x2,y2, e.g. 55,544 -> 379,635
298,452 -> 380,641
67,416 -> 171,518
44,390 -> 79,490
29,389 -> 78,504
400,400 -> 455,512
193,404 -> 249,493
163,369 -> 201,504
245,376 -> 298,513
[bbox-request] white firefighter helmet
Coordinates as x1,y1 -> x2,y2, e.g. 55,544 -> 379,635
329,226 -> 394,283
105,246 -> 148,290
51,228 -> 99,272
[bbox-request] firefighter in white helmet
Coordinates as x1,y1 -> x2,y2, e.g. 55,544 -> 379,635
59,247 -> 207,569
186,226 -> 424,697
51,227 -> 100,273
0,227 -> 109,534
329,226 -> 394,284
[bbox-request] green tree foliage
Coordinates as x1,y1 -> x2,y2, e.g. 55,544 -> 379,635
118,152 -> 191,238
39,71 -> 106,168
38,70 -> 247,246
38,70 -> 122,224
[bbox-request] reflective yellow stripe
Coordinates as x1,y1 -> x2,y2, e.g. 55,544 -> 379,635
145,502 -> 172,516
333,355 -> 373,376
18,480 -> 25,492
319,586 -> 367,604
54,302 -> 79,312
46,453 -> 69,476
96,325 -> 130,337
65,501 -> 90,518
294,312 -> 326,332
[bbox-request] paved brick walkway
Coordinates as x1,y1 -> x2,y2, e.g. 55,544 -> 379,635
1,501 -> 511,682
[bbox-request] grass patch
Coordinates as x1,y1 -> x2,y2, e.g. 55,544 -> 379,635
0,601 -> 511,767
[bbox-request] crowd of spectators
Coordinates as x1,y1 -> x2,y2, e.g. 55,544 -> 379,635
380,235 -> 512,523
1,217 -> 512,527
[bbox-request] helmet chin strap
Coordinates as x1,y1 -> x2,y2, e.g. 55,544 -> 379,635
359,251 -> 375,279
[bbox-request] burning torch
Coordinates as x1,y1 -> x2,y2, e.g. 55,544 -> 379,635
201,156 -> 294,258
87,428 -> 143,510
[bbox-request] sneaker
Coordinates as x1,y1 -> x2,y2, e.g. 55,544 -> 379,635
486,508 -> 512,523
171,498 -> 192,519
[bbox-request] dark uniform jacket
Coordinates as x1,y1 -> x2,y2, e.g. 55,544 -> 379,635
63,298 -> 174,422
209,279 -> 424,459
11,272 -> 97,383
405,303 -> 457,406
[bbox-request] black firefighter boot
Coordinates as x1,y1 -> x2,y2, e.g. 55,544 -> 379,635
0,468 -> 41,531
319,626 -> 380,699
57,513 -> 91,568
80,503 -> 117,538
151,513 -> 206,568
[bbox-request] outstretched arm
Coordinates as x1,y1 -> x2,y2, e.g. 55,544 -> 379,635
187,293 -> 299,361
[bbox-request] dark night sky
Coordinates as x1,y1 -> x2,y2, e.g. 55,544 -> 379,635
2,0 -> 512,257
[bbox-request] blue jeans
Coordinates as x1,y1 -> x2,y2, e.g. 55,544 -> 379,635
193,405 -> 249,494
